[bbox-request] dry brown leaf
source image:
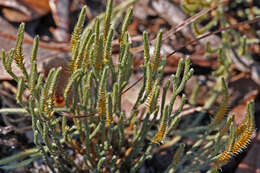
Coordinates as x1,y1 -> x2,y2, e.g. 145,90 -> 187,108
0,0 -> 50,22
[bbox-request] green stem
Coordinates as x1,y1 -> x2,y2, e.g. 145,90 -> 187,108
0,107 -> 70,115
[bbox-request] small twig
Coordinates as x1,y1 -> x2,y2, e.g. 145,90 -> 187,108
0,30 -> 70,51
64,112 -> 97,119
130,3 -> 218,53
121,76 -> 143,95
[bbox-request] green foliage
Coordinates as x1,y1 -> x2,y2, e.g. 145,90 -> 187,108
0,0 -> 256,172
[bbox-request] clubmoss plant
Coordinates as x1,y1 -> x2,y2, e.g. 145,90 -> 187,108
0,0 -> 256,172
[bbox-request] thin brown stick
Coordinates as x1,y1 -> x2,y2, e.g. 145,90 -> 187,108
129,4 -> 218,54
122,76 -> 144,95
65,112 -> 97,119
0,31 -> 70,51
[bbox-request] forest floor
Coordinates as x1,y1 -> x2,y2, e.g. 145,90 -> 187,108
0,0 -> 260,172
